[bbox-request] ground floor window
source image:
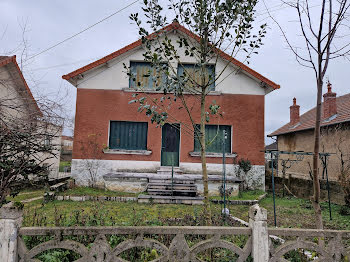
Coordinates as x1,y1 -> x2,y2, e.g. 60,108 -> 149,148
109,121 -> 148,150
194,125 -> 231,153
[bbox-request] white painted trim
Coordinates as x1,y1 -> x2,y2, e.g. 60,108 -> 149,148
103,149 -> 152,155
122,88 -> 222,96
189,151 -> 237,158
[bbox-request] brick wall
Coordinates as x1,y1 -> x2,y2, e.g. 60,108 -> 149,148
73,89 -> 265,166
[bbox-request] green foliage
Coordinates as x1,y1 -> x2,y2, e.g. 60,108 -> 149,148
0,122 -> 58,204
13,201 -> 24,210
339,205 -> 350,216
238,158 -> 252,173
59,161 -> 71,172
36,249 -> 81,262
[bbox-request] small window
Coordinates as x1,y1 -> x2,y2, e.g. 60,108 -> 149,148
194,125 -> 231,153
129,62 -> 167,90
44,136 -> 51,146
109,121 -> 148,150
177,64 -> 215,91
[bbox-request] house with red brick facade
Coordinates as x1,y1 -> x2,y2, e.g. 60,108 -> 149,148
63,22 -> 280,195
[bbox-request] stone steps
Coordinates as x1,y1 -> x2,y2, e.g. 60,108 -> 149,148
49,181 -> 68,192
157,167 -> 183,176
147,183 -> 197,190
147,189 -> 197,196
149,179 -> 195,184
138,194 -> 204,205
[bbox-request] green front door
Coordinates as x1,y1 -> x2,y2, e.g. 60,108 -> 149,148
161,123 -> 180,166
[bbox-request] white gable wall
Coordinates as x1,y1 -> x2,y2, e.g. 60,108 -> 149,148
76,32 -> 266,96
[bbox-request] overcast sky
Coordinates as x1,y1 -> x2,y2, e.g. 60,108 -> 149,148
1,0 -> 348,144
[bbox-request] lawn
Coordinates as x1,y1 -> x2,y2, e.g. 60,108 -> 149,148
210,190 -> 265,201
16,188 -> 350,230
58,186 -> 139,197
7,189 -> 45,202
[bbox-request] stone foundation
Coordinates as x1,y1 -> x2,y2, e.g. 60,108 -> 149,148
71,159 -> 265,194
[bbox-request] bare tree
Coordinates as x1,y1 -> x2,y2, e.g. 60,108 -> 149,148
0,22 -> 65,204
265,0 -> 350,229
0,57 -> 63,205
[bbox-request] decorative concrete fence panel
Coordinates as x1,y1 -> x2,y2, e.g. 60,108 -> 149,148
268,228 -> 350,261
1,203 -> 350,261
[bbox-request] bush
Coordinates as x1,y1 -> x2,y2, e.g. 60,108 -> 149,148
339,205 -> 350,216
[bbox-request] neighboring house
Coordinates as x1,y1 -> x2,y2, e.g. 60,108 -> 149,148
0,55 -> 62,179
265,142 -> 277,170
61,135 -> 74,151
268,83 -> 350,181
63,22 -> 280,193
61,135 -> 73,162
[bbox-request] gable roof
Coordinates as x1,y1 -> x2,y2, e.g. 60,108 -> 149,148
265,141 -> 277,150
62,135 -> 73,141
0,55 -> 42,116
269,93 -> 350,137
62,22 -> 280,90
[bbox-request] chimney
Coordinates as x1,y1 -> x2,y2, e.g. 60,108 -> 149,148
290,97 -> 300,125
323,82 -> 337,119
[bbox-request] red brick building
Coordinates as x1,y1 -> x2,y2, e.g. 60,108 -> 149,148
63,22 -> 279,193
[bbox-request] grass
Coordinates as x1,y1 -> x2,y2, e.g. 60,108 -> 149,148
57,187 -> 138,197
210,190 -> 265,201
22,199 -> 247,227
9,188 -> 349,230
59,161 -> 71,172
259,195 -> 350,230
7,189 -> 45,202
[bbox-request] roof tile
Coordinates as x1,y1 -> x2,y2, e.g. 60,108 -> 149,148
269,93 -> 350,136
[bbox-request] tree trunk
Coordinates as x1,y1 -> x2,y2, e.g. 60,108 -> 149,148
312,79 -> 324,229
200,91 -> 211,225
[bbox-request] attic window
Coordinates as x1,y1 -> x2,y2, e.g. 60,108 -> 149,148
323,114 -> 338,123
177,64 -> 215,91
129,62 -> 167,90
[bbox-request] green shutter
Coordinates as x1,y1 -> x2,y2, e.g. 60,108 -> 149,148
194,125 -> 231,153
109,121 -> 148,150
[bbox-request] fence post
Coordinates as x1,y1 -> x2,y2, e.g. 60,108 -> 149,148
249,204 -> 269,262
0,203 -> 23,262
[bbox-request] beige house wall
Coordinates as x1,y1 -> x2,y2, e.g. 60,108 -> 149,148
277,123 -> 350,181
1,64 -> 62,179
0,67 -> 33,121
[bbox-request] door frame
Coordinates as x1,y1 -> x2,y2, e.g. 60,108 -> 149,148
160,123 -> 181,167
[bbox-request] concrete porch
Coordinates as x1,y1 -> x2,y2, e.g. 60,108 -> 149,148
102,166 -> 243,198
